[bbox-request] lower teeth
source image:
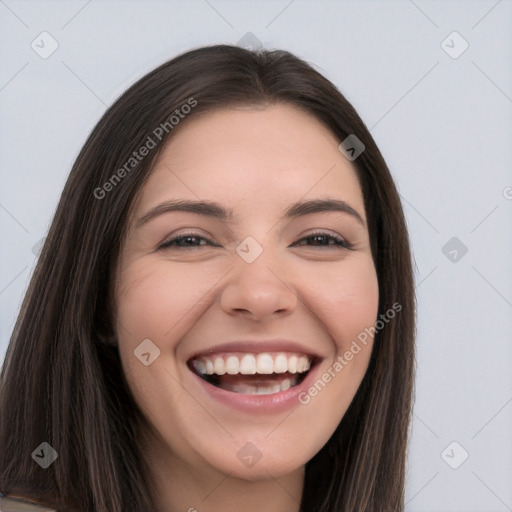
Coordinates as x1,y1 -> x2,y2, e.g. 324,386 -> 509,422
223,377 -> 297,395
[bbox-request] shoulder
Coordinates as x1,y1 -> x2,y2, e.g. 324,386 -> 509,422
0,494 -> 58,511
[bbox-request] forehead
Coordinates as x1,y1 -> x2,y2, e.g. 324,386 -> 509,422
160,103 -> 343,169
133,104 -> 365,221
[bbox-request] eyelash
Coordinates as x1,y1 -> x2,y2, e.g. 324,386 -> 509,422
157,231 -> 354,251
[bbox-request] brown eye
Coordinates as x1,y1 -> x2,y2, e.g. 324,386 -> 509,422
158,233 -> 219,250
291,232 -> 353,250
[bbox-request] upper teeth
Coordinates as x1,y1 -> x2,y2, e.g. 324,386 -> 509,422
192,352 -> 312,376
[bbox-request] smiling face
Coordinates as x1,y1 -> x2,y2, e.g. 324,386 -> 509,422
114,103 -> 379,487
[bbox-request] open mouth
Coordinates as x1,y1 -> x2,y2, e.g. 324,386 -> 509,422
187,352 -> 316,395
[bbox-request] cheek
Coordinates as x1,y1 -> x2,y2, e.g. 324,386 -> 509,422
114,260 -> 216,404
115,260 -> 224,450
300,255 -> 379,348
293,257 -> 378,434
297,254 -> 378,400
335,259 -> 379,347
116,259 -> 218,344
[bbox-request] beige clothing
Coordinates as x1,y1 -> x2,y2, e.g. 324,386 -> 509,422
0,495 -> 57,511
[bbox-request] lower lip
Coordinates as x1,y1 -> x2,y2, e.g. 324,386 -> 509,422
189,363 -> 321,414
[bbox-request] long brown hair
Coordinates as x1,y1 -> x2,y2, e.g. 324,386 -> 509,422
0,44 -> 415,512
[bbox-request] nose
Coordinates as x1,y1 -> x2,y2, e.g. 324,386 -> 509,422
219,244 -> 299,321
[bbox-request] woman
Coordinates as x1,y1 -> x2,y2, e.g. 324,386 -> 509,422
0,44 -> 415,512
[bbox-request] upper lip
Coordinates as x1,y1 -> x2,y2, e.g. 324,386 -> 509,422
187,339 -> 323,360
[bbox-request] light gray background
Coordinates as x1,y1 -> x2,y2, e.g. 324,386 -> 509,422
1,1 -> 511,510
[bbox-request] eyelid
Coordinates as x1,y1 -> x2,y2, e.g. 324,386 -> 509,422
157,229 -> 354,251
157,231 -> 218,250
289,230 -> 354,250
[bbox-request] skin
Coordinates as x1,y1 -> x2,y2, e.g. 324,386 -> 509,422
114,104 -> 379,512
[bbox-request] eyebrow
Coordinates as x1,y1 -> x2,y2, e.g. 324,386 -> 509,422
136,198 -> 365,228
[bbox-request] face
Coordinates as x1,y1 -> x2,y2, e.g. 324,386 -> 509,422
115,104 -> 379,483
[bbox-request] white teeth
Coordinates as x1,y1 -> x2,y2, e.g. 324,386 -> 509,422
273,353 -> 288,373
192,359 -> 203,374
256,353 -> 274,374
281,378 -> 291,391
205,358 -> 214,375
297,356 -> 310,373
213,357 -> 225,375
191,352 -> 313,376
239,354 -> 256,374
225,356 -> 239,375
223,376 -> 298,394
288,355 -> 298,373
